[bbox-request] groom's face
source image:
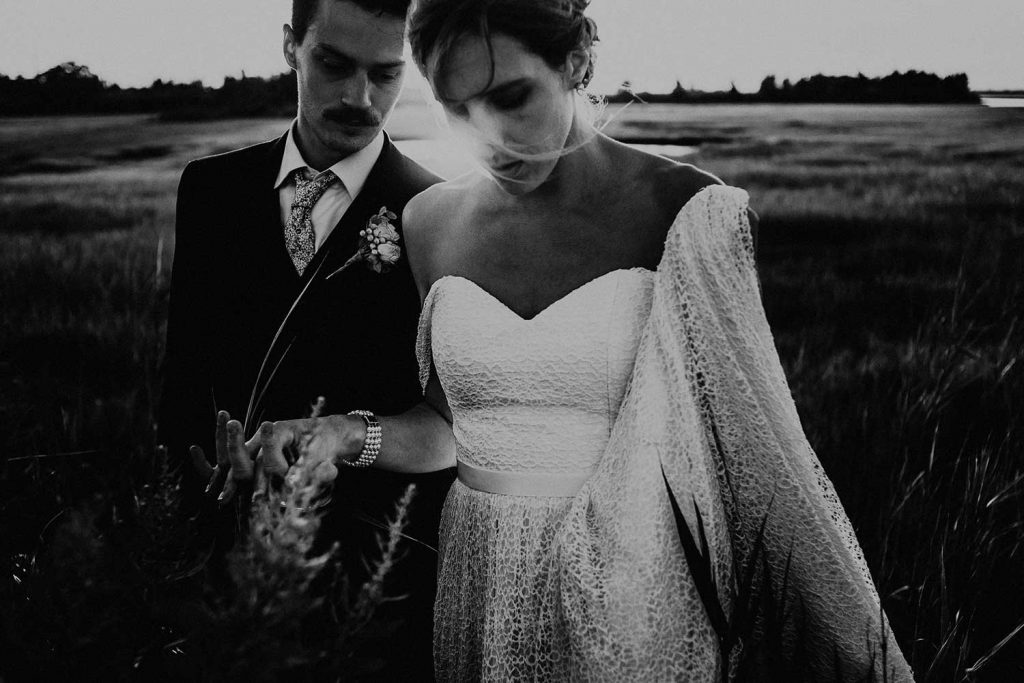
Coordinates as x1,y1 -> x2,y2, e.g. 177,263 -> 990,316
284,0 -> 406,166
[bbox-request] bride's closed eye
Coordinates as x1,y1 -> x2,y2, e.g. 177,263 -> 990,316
488,86 -> 530,111
444,87 -> 531,120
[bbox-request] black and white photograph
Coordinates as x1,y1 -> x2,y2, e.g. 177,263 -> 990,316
1,0 -> 1022,680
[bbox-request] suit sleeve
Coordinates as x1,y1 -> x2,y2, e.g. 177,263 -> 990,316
157,162 -> 217,476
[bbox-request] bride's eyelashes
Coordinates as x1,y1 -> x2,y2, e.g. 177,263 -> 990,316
444,85 -> 533,121
488,86 -> 531,111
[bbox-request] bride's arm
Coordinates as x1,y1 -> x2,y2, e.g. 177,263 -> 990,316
299,187 -> 460,475
213,191 -> 458,497
665,186 -> 912,679
225,394 -> 452,488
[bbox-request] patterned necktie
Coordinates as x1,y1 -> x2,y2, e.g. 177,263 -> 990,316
284,168 -> 337,275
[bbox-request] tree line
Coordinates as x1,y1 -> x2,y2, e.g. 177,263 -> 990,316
0,63 -> 298,119
611,70 -> 979,104
1,63 -> 979,117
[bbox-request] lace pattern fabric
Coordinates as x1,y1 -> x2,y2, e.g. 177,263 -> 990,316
422,269 -> 655,682
416,185 -> 914,681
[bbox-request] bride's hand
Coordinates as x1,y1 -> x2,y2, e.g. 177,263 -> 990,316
188,410 -> 260,504
255,415 -> 367,489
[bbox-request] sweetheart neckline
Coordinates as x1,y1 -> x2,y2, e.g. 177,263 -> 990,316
428,267 -> 654,322
420,184 -> 748,322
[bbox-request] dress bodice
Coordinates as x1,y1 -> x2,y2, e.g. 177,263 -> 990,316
423,268 -> 655,478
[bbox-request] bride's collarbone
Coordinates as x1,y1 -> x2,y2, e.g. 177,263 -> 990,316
441,208 -> 665,287
445,243 -> 647,321
468,201 -> 667,252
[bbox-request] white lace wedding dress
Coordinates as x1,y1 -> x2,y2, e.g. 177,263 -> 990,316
416,185 -> 914,682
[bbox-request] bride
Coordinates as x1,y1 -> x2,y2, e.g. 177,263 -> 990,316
235,0 -> 914,679
399,0 -> 915,680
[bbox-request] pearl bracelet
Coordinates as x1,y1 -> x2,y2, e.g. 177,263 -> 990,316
343,410 -> 381,468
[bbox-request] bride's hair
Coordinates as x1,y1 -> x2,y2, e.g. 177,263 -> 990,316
409,0 -> 598,99
408,0 -> 602,181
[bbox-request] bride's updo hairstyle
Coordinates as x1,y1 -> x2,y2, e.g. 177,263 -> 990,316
409,0 -> 599,102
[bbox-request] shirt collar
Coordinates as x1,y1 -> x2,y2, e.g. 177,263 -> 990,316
274,119 -> 384,198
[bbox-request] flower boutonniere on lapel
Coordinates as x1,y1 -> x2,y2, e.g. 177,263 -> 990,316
361,206 -> 402,273
327,206 -> 402,280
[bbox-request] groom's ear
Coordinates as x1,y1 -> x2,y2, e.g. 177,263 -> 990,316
283,24 -> 299,70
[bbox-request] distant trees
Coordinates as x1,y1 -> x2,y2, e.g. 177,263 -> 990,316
0,63 -> 298,118
1,64 -> 981,117
608,70 -> 980,104
757,70 -> 977,103
0,63 -> 107,115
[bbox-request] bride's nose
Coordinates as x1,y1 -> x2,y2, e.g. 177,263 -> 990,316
459,103 -> 512,146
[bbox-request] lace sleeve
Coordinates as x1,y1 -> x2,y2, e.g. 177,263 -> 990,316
669,185 -> 914,679
415,281 -> 441,394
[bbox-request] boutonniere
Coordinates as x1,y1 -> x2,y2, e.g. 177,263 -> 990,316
360,206 -> 401,273
326,206 -> 402,280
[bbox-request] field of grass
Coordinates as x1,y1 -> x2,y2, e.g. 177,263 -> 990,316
1,103 -> 1022,680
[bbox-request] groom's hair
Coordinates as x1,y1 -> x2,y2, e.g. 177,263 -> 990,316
292,0 -> 412,43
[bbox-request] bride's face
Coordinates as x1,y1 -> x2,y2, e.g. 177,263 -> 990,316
432,33 -> 578,195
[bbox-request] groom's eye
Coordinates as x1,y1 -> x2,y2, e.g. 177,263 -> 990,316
313,49 -> 357,77
371,68 -> 403,84
318,58 -> 350,74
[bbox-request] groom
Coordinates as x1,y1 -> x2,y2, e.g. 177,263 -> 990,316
158,0 -> 453,676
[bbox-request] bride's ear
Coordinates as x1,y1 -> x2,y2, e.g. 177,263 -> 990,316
564,49 -> 591,89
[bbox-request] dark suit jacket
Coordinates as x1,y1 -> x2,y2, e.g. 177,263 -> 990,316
158,131 -> 453,678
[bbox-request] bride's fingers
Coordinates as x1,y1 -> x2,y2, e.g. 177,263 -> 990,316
225,419 -> 254,482
219,476 -> 237,504
251,452 -> 269,503
189,445 -> 225,496
189,445 -> 214,480
311,459 -> 339,486
259,421 -> 293,478
215,410 -> 230,468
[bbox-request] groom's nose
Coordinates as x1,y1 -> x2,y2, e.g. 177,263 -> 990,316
338,72 -> 372,110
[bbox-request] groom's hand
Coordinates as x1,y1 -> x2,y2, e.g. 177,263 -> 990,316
189,410 -> 260,504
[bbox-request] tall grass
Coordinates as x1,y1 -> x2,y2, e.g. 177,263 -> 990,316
1,107 -> 1022,679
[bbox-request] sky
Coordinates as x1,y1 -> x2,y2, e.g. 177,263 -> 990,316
2,0 -> 1022,93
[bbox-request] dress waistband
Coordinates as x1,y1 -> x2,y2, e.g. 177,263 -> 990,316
457,461 -> 597,498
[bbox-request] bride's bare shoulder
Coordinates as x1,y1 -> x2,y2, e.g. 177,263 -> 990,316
646,158 -> 724,219
641,155 -> 758,247
405,172 -> 478,226
403,173 -> 481,298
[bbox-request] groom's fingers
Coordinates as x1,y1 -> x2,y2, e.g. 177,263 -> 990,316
259,421 -> 293,478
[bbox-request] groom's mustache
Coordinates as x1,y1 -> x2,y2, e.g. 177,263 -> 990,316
323,106 -> 382,128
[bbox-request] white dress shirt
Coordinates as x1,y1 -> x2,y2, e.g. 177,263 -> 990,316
274,121 -> 384,251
